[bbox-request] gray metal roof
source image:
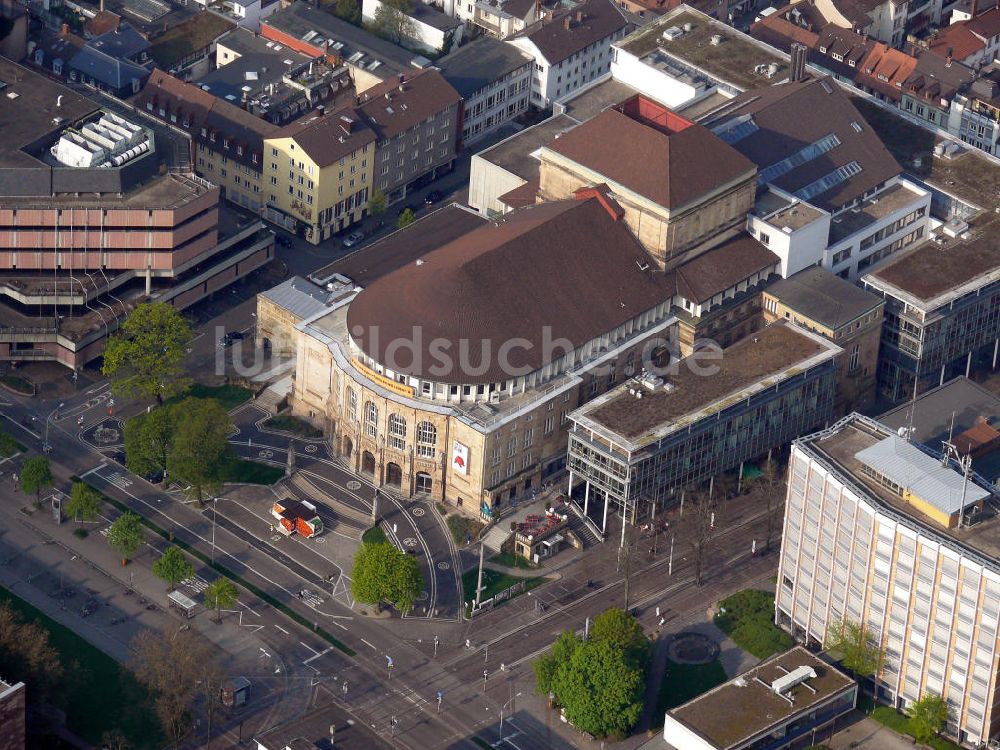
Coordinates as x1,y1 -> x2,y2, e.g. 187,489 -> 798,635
765,265 -> 882,330
260,276 -> 339,320
437,36 -> 533,98
855,434 -> 989,515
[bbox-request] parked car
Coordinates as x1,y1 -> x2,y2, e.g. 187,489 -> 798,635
343,231 -> 365,248
424,190 -> 444,205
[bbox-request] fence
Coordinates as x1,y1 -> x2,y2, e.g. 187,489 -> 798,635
469,579 -> 526,617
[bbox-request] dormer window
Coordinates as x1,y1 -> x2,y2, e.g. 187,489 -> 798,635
819,45 -> 827,53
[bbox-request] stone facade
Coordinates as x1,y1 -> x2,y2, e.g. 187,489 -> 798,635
0,680 -> 25,750
256,294 -> 303,359
536,154 -> 756,269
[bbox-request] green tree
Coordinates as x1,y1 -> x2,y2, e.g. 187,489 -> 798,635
125,406 -> 176,479
373,0 -> 415,43
203,578 -> 239,622
20,455 -> 53,508
0,602 -> 64,701
396,207 -> 416,229
102,302 -> 192,403
351,542 -> 424,613
906,693 -> 950,743
590,608 -> 649,666
825,617 -> 885,679
167,398 -> 232,503
335,0 -> 362,23
152,547 -> 194,591
533,630 -> 581,696
368,188 -> 388,224
552,638 -> 644,738
108,511 -> 145,564
66,481 -> 102,522
0,430 -> 19,458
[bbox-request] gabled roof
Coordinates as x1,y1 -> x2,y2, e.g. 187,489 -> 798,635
512,0 -> 628,64
353,69 -> 460,140
70,45 -> 149,90
703,76 -> 901,211
926,13 -> 992,61
88,24 -> 150,60
273,107 -> 375,167
437,36 -> 533,98
671,234 -> 779,304
347,197 -> 673,383
545,99 -> 755,211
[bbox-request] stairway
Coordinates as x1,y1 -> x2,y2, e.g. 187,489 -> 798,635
480,524 -> 512,555
566,506 -> 604,547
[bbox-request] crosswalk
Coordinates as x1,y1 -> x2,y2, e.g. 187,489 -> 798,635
105,471 -> 133,490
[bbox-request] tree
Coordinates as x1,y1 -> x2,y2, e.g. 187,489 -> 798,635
368,188 -> 387,224
682,488 -> 716,586
351,542 -> 424,613
551,638 -> 644,738
20,455 -> 53,508
203,578 -> 239,623
66,481 -> 101,522
373,0 -> 415,43
124,406 -> 176,479
0,601 -> 65,701
534,630 -> 581,696
167,398 -> 232,503
906,693 -> 950,743
107,511 -> 145,564
590,608 -> 649,667
102,302 -> 193,403
132,626 -> 222,749
756,454 -> 785,552
825,617 -> 885,679
396,207 -> 416,229
152,547 -> 194,591
335,0 -> 362,23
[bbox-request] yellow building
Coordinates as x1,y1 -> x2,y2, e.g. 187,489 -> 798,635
264,110 -> 376,243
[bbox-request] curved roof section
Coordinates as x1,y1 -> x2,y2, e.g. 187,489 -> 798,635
347,198 -> 672,384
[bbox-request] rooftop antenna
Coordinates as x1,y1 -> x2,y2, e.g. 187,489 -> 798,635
941,431 -> 974,528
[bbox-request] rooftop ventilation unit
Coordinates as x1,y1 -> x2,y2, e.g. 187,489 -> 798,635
771,665 -> 816,696
661,25 -> 683,40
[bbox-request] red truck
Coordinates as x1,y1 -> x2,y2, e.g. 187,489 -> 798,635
271,498 -> 323,538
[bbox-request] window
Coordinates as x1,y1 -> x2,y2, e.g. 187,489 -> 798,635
544,415 -> 555,434
388,414 -> 406,450
417,422 -> 437,458
759,231 -> 770,245
348,389 -> 358,421
364,401 -> 378,438
508,438 -> 517,457
523,429 -> 533,448
848,343 -> 860,373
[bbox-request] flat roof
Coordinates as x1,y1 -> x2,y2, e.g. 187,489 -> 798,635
437,37 -> 532,98
764,265 -> 883,330
828,181 -> 925,245
573,322 -> 839,450
809,416 -> 1000,561
669,647 -> 855,750
150,12 -> 235,69
0,172 -> 211,209
477,113 -> 578,180
617,7 -> 787,91
755,192 -> 827,232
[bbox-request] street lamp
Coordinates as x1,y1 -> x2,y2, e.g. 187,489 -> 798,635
483,669 -> 488,693
386,655 -> 394,681
44,402 -> 64,453
210,497 -> 219,562
499,692 -> 522,742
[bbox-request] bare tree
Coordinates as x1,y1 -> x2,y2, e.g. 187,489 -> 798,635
132,626 -> 224,749
756,456 -> 786,553
682,488 -> 716,586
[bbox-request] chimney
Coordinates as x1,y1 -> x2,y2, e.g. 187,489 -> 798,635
564,15 -> 571,29
971,0 -> 978,15
100,0 -> 104,12
61,22 -> 69,35
790,41 -> 807,81
576,9 -> 583,21
947,46 -> 953,66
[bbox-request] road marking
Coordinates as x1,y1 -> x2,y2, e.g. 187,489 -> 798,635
303,646 -> 332,665
79,464 -> 107,479
360,638 -> 377,651
1,414 -> 39,439
181,574 -> 209,593
299,641 -> 319,657
274,624 -> 289,635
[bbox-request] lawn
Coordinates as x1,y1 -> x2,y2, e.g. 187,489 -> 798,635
461,567 -> 542,603
0,374 -> 33,395
219,457 -> 284,485
164,383 -> 252,411
859,695 -> 963,750
0,586 -> 162,748
0,430 -> 24,457
262,415 -> 323,438
489,552 -> 538,570
714,589 -> 792,659
653,658 -> 728,722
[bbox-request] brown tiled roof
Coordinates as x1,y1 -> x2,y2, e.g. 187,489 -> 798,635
346,197 -> 672,384
703,76 -> 901,211
928,21 -> 987,61
134,69 -> 277,171
546,107 -> 755,210
515,0 -> 628,64
498,178 -> 541,208
273,107 -> 375,167
671,234 -> 779,304
353,69 -> 461,141
85,10 -> 123,37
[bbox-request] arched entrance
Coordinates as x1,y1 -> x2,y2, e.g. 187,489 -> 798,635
385,462 -> 403,487
415,472 -> 432,494
361,451 -> 376,476
342,436 -> 353,460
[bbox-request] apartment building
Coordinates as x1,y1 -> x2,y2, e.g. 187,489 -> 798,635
265,108 -> 376,242
0,680 -> 24,750
762,266 -> 884,415
566,321 -> 839,542
361,0 -> 464,54
776,414 -> 1000,744
507,0 -> 629,107
354,69 -> 461,203
861,234 -> 1000,402
437,36 -> 533,145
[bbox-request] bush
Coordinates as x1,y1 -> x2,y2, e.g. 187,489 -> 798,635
436,502 -> 447,516
73,528 -> 89,539
362,526 -> 388,545
447,514 -> 484,546
0,431 -> 21,457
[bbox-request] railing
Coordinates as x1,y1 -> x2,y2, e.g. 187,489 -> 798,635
566,498 -> 605,542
